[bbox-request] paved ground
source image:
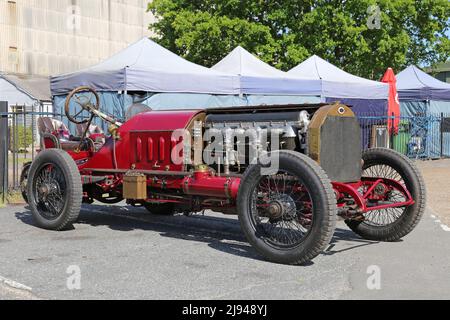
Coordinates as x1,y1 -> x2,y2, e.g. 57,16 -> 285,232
0,203 -> 449,300
416,159 -> 450,226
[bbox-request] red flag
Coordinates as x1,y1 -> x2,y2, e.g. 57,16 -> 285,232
381,68 -> 400,134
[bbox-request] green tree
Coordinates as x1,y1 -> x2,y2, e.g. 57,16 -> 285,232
148,0 -> 450,79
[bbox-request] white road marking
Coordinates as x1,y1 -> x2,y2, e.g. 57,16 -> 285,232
429,209 -> 450,232
0,275 -> 33,292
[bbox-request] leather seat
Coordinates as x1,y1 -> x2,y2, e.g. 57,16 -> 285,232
38,118 -> 80,151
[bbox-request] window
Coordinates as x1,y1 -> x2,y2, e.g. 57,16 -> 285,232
7,1 -> 17,25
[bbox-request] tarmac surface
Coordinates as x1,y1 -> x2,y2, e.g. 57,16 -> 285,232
0,203 -> 449,300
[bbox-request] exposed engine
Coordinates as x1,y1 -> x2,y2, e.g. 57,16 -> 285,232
203,110 -> 312,175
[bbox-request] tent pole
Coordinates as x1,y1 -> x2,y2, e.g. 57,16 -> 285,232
441,112 -> 444,158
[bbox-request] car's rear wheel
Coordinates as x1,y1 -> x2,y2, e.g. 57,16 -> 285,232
345,148 -> 426,241
27,149 -> 82,230
237,150 -> 336,265
20,162 -> 32,204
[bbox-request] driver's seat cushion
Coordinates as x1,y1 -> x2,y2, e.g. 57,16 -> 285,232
38,117 -> 80,151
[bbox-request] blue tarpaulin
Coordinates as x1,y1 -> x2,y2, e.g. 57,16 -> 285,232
397,66 -> 450,158
53,91 -> 323,133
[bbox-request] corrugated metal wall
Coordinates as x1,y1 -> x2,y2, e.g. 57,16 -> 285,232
0,0 -> 155,76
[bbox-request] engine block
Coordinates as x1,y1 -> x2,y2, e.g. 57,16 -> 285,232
204,110 -> 311,174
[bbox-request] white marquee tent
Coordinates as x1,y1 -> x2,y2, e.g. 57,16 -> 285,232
212,46 -> 321,96
288,55 -> 389,100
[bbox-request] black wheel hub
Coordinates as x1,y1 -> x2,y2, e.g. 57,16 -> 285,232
267,195 -> 297,222
33,164 -> 67,220
38,182 -> 59,200
251,171 -> 314,248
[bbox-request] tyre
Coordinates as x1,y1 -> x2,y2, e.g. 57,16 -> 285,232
345,148 -> 426,241
27,149 -> 82,231
237,150 -> 337,265
20,162 -> 32,204
144,203 -> 176,215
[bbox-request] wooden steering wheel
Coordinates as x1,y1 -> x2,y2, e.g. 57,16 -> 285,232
65,86 -> 100,124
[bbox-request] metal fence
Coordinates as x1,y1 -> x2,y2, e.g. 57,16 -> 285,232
358,112 -> 450,159
0,102 -> 59,198
1,104 -> 450,198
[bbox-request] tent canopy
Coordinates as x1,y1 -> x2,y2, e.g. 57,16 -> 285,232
213,46 -> 293,77
212,46 -> 322,95
396,65 -> 450,101
51,38 -> 240,96
288,55 -> 389,100
0,73 -> 51,106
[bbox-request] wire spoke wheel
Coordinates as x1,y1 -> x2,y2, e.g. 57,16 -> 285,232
346,148 -> 426,242
237,151 -> 336,265
32,163 -> 67,220
27,149 -> 82,231
361,164 -> 407,227
251,172 -> 313,249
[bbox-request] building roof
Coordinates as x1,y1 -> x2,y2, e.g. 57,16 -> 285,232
426,61 -> 450,73
0,73 -> 52,102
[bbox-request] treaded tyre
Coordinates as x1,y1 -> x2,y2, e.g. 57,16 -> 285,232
144,203 -> 176,215
237,150 -> 337,265
27,149 -> 82,231
345,148 -> 426,241
20,162 -> 32,204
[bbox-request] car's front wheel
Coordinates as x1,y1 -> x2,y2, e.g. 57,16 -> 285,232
237,151 -> 337,265
345,148 -> 426,241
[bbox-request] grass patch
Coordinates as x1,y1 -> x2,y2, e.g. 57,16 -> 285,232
8,154 -> 33,166
0,191 -> 26,206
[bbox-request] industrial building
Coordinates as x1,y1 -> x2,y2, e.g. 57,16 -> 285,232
427,61 -> 450,84
0,0 -> 154,77
0,0 -> 155,154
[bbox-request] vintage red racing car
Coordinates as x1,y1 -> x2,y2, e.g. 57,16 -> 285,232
21,86 -> 426,265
